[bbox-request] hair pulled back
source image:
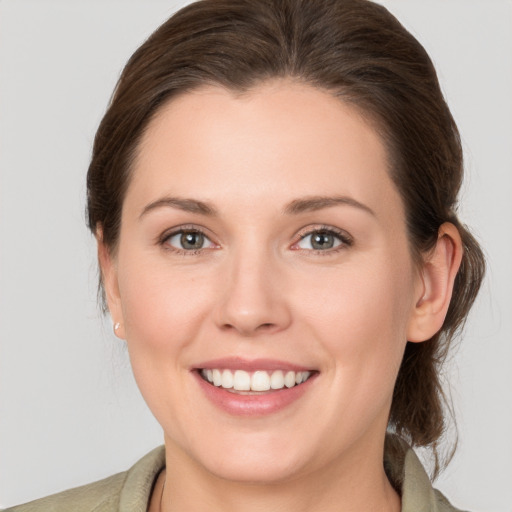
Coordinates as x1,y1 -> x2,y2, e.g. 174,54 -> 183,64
87,0 -> 485,475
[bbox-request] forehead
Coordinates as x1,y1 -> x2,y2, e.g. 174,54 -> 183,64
128,80 -> 403,222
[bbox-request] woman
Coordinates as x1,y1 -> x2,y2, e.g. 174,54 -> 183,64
5,0 -> 486,510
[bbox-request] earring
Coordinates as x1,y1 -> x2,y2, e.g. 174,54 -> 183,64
113,322 -> 121,334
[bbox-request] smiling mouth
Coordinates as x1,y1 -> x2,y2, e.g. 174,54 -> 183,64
199,368 -> 314,393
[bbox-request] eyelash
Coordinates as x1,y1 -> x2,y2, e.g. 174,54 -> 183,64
158,225 -> 217,256
158,224 -> 353,255
292,225 -> 353,255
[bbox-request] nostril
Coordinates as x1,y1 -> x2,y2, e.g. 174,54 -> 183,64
220,321 -> 277,335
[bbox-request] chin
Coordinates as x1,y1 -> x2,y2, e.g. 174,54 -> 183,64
170,427 -> 315,485
201,451 -> 308,484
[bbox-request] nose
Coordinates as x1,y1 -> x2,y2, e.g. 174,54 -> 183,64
214,248 -> 292,337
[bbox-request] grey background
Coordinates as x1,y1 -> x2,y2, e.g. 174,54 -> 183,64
0,1 -> 511,510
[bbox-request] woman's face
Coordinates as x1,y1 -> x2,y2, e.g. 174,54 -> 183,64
104,81 -> 423,482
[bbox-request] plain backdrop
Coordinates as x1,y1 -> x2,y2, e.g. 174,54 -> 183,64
0,1 -> 511,510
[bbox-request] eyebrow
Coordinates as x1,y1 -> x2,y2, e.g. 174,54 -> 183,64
139,194 -> 375,219
139,197 -> 218,219
283,195 -> 375,216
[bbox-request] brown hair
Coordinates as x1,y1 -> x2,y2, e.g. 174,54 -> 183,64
87,0 -> 485,474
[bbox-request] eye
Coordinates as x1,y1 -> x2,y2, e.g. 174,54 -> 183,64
163,229 -> 216,252
294,228 -> 352,251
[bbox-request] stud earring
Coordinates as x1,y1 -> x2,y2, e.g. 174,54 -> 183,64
113,322 -> 121,334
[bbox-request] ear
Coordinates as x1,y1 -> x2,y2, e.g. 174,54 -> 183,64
97,228 -> 126,339
407,222 -> 463,343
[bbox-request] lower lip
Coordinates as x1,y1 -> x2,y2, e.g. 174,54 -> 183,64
193,371 -> 317,416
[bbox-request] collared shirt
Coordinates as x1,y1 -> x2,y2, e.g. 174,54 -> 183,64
384,435 -> 465,512
4,436 -> 466,511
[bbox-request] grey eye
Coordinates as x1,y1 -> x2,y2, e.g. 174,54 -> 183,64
181,232 -> 205,250
166,230 -> 214,250
297,230 -> 343,250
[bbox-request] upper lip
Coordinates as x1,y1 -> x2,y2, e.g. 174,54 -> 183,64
193,357 -> 315,372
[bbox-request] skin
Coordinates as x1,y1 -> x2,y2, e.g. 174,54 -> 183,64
99,80 -> 462,512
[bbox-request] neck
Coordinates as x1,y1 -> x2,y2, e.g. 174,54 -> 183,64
159,434 -> 400,512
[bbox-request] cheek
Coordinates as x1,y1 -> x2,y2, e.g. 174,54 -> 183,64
300,250 -> 413,341
118,255 -> 209,347
298,251 -> 415,402
114,254 -> 216,412
114,255 -> 218,430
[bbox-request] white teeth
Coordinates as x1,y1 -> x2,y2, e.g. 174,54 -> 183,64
270,370 -> 284,389
212,369 -> 222,386
221,369 -> 234,389
284,371 -> 296,388
295,371 -> 311,384
251,371 -> 270,391
233,370 -> 251,391
201,368 -> 312,391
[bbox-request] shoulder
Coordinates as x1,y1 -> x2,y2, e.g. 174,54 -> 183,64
2,472 -> 125,512
385,434 -> 469,512
4,446 -> 165,512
